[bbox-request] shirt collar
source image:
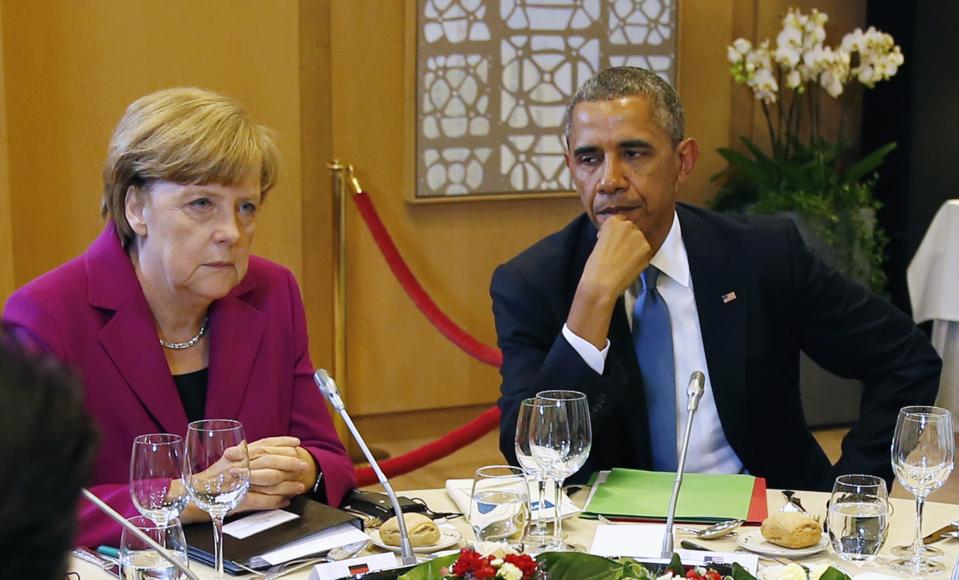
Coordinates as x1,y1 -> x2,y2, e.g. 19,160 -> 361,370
649,210 -> 690,288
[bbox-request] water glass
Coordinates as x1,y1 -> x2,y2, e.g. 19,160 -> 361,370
183,419 -> 250,579
890,405 -> 954,575
119,515 -> 189,579
827,474 -> 890,562
515,398 -> 554,548
469,465 -> 529,544
130,433 -> 188,527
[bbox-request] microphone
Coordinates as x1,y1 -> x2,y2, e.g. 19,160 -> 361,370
314,369 -> 417,566
661,371 -> 707,558
81,488 -> 200,580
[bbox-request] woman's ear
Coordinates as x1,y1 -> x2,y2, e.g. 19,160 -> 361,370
124,185 -> 148,237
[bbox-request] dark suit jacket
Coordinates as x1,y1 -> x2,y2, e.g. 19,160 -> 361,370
491,204 -> 941,491
2,223 -> 355,546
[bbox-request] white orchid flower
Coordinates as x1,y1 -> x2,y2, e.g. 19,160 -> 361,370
727,45 -> 742,64
821,70 -> 844,97
733,38 -> 752,54
785,69 -> 803,89
749,67 -> 779,104
842,28 -> 864,53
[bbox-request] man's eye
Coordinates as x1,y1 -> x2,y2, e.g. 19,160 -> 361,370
623,149 -> 647,159
577,155 -> 600,166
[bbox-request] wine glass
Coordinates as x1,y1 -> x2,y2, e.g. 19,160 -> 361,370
889,406 -> 954,575
130,433 -> 188,528
530,390 -> 591,552
515,398 -> 553,549
183,419 -> 251,579
120,515 -> 189,579
827,474 -> 890,563
468,465 -> 529,544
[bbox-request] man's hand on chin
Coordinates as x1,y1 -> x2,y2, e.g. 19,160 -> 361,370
567,215 -> 652,348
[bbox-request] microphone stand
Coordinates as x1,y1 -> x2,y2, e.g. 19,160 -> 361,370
81,489 -> 200,580
314,369 -> 417,566
661,371 -> 706,558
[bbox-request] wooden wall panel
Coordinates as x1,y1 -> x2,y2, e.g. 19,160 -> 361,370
0,5 -> 14,304
330,1 -> 582,416
0,0 -> 306,290
677,1 -> 735,207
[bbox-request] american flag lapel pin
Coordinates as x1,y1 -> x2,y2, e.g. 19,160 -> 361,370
722,291 -> 737,304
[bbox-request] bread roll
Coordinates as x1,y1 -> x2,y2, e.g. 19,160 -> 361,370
380,513 -> 440,547
760,512 -> 821,549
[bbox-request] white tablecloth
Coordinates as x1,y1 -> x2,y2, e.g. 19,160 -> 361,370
908,199 -> 959,427
69,488 -> 959,579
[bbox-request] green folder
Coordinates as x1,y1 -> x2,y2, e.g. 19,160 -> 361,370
584,468 -> 756,522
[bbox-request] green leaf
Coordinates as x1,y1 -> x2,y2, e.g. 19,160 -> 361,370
667,553 -> 685,577
843,142 -> 896,184
716,148 -> 774,188
739,137 -> 777,173
536,552 -> 626,580
732,562 -> 759,580
819,566 -> 853,580
398,553 -> 459,580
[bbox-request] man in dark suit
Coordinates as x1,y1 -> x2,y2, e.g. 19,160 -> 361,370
491,66 -> 940,491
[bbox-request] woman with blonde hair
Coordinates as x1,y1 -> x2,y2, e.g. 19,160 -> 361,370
2,87 -> 354,546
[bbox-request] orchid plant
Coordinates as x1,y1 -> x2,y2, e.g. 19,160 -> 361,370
714,8 -> 903,292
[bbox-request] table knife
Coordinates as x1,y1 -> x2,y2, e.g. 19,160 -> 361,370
923,523 -> 958,544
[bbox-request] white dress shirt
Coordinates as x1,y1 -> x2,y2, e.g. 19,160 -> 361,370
562,212 -> 744,474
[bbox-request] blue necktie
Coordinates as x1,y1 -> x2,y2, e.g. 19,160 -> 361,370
632,266 -> 677,471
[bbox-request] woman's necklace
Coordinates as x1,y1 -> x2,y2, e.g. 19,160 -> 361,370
159,317 -> 209,350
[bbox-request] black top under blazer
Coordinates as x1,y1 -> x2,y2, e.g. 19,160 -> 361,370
490,203 -> 941,491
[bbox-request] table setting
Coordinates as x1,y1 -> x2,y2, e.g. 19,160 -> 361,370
69,401 -> 959,579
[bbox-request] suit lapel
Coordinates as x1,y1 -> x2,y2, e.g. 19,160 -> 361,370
88,224 -> 188,435
677,206 -> 751,457
204,275 -> 266,421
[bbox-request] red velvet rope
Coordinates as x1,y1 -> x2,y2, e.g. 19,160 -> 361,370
351,192 -> 503,367
348,190 -> 505,485
354,406 -> 502,487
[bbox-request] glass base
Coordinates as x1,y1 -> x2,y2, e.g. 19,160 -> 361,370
891,544 -> 943,558
888,557 -> 945,575
538,540 -> 584,553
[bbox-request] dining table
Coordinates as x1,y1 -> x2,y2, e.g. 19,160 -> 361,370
68,487 -> 959,579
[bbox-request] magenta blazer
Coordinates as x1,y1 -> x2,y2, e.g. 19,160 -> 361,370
2,223 -> 355,547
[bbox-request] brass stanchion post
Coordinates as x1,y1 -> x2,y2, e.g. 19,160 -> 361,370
326,161 -> 389,464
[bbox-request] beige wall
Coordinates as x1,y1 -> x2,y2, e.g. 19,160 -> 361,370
1,0 -> 306,287
0,4 -> 12,301
0,1 -> 865,423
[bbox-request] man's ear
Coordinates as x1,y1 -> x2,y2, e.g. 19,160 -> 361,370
675,138 -> 700,184
124,185 -> 148,237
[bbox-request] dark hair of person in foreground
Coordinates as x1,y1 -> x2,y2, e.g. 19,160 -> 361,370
0,335 -> 98,579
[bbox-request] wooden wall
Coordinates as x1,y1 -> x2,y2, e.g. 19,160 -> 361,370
0,0 -> 864,426
0,4 -> 13,301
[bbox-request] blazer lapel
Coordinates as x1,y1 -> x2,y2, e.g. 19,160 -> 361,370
88,224 -> 189,435
677,205 -> 751,458
204,275 -> 266,421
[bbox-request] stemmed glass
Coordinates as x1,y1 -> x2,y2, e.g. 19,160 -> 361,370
529,390 -> 591,552
130,433 -> 188,529
515,398 -> 553,549
889,406 -> 954,575
183,419 -> 251,579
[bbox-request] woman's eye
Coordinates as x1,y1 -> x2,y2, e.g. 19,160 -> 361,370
189,198 -> 213,210
239,201 -> 259,216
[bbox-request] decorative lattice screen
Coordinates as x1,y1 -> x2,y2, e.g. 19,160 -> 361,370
416,0 -> 678,199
